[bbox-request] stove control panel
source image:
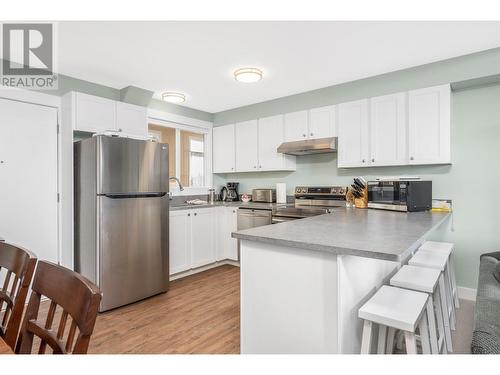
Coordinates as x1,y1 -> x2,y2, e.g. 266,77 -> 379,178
295,186 -> 347,196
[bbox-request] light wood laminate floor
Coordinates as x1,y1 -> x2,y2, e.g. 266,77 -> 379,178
36,264 -> 473,354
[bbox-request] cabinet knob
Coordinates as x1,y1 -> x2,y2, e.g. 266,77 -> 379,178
231,167 -> 234,170
194,213 -> 197,216
254,166 -> 256,168
362,159 -> 366,163
303,134 -> 306,137
259,165 -> 262,168
410,156 -> 414,161
310,133 -> 313,136
371,158 -> 375,162
118,128 -> 123,132
187,213 -> 190,216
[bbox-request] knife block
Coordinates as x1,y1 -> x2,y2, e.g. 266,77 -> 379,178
354,187 -> 368,209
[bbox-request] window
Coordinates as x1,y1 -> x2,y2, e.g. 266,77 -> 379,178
148,123 -> 206,189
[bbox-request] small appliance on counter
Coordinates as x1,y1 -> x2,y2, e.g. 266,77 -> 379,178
252,188 -> 276,203
367,180 -> 432,212
226,182 -> 240,201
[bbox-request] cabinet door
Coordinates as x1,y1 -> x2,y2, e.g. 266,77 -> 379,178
337,99 -> 369,168
190,209 -> 216,268
284,110 -> 309,142
408,84 -> 451,165
258,115 -> 285,170
75,92 -> 116,133
227,208 -> 239,261
235,120 -> 259,172
116,102 -> 147,136
213,124 -> 236,173
309,105 -> 336,139
169,210 -> 191,274
215,207 -> 228,261
369,93 -> 407,166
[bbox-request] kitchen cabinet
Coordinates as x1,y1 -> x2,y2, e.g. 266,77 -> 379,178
258,115 -> 287,170
235,120 -> 259,172
74,92 -> 116,133
284,110 -> 309,142
216,207 -> 238,261
190,208 -> 216,268
169,210 -> 191,274
369,93 -> 407,166
408,84 -> 451,165
213,124 -> 236,173
116,101 -> 147,136
337,99 -> 370,168
309,105 -> 337,139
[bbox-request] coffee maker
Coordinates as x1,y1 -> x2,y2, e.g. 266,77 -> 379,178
226,182 -> 240,201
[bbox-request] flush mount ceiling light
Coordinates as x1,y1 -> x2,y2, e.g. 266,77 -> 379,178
161,92 -> 186,103
234,67 -> 263,83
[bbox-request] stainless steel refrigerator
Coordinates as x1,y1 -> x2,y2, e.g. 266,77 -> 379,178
74,135 -> 169,312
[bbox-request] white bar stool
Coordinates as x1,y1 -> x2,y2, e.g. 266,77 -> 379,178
419,241 -> 459,309
408,249 -> 455,352
390,265 -> 449,354
359,285 -> 432,354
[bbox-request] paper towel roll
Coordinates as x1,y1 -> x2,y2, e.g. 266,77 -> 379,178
276,183 -> 287,204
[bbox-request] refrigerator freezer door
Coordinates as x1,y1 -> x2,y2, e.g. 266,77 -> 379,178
98,136 -> 169,194
98,195 -> 169,311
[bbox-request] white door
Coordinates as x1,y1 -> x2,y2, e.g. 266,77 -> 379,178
169,210 -> 191,274
235,120 -> 259,172
0,98 -> 58,263
190,208 -> 215,268
227,208 -> 239,261
213,124 -> 235,173
74,92 -> 116,133
116,102 -> 147,136
284,110 -> 309,142
369,93 -> 407,166
408,84 -> 451,165
215,207 -> 227,261
258,115 -> 285,170
337,99 -> 369,168
309,106 -> 336,139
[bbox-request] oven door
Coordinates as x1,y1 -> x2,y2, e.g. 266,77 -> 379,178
367,181 -> 401,204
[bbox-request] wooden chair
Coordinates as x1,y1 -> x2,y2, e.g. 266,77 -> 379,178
0,242 -> 37,350
15,261 -> 102,354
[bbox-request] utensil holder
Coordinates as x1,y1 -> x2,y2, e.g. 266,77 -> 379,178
354,187 -> 368,209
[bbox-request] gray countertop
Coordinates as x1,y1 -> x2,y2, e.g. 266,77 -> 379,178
170,201 -> 293,211
232,208 -> 450,262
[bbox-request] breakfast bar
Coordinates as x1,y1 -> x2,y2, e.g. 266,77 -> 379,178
232,208 -> 450,354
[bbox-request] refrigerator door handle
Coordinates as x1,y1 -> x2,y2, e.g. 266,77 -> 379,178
102,192 -> 167,199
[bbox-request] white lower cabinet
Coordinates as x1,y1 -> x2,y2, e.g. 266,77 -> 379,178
216,207 -> 239,261
170,207 -> 236,276
190,208 -> 216,268
169,210 -> 191,274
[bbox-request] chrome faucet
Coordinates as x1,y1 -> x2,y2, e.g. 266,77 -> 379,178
169,177 -> 184,199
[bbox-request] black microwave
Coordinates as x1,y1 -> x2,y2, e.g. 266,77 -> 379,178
367,180 -> 432,212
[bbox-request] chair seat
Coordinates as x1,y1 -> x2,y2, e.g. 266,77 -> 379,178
409,249 -> 449,271
390,265 -> 441,293
419,241 -> 454,256
358,285 -> 429,332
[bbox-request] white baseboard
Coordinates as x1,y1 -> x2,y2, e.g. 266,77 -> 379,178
458,286 -> 477,301
169,260 -> 240,281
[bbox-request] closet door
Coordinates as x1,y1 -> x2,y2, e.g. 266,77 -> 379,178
0,98 -> 58,262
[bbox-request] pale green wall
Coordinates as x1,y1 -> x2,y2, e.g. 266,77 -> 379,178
212,52 -> 500,290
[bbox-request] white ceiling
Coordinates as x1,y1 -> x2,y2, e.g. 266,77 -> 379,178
58,21 -> 500,113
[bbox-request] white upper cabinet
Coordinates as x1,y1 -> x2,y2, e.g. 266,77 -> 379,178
284,110 -> 309,142
309,105 -> 336,139
74,92 -> 116,133
408,84 -> 451,165
337,99 -> 370,168
235,120 -> 259,172
369,93 -> 407,166
258,115 -> 286,170
213,124 -> 236,173
116,101 -> 147,136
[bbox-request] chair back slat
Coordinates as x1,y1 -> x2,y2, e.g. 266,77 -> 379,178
0,242 -> 37,350
16,261 -> 101,355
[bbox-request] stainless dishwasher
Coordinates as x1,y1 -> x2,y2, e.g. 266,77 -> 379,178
236,208 -> 272,260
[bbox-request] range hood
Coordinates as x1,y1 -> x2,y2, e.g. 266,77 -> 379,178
277,137 -> 338,156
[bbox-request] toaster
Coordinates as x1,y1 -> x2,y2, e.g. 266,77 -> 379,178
252,189 -> 276,203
